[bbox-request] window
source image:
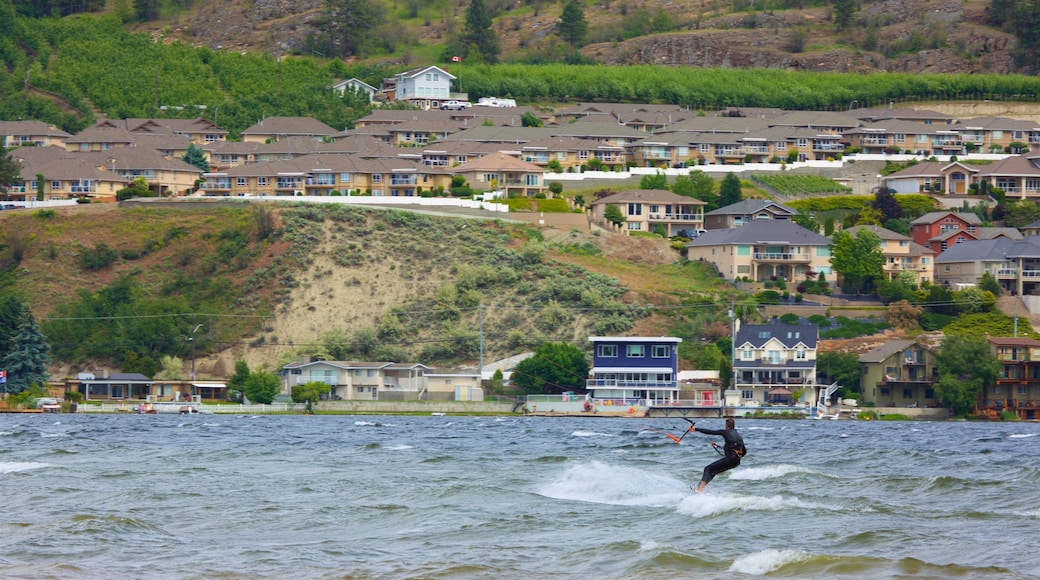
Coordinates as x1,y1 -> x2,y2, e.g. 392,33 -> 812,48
742,349 -> 754,360
652,345 -> 669,358
598,344 -> 617,358
627,344 -> 645,357
237,177 -> 247,187
741,390 -> 754,400
627,203 -> 642,216
258,177 -> 268,186
767,350 -> 781,363
795,349 -> 806,360
880,387 -> 890,396
903,388 -> 913,399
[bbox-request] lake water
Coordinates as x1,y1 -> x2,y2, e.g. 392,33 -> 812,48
2,415 -> 1038,579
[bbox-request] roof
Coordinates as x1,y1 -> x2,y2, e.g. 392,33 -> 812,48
987,337 -> 1040,347
705,199 -> 796,217
687,220 -> 830,247
451,152 -> 545,174
240,116 -> 342,137
858,339 -> 918,363
933,237 -> 1015,263
590,189 -> 706,206
910,211 -> 983,226
734,320 -> 819,349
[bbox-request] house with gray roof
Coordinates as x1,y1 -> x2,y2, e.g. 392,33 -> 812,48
845,224 -> 936,285
703,199 -> 797,230
733,319 -> 819,405
686,220 -> 832,281
932,236 -> 1015,290
975,153 -> 1040,200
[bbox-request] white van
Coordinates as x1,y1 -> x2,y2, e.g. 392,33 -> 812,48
476,97 -> 517,108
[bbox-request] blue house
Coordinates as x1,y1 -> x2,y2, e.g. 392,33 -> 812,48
586,336 -> 682,404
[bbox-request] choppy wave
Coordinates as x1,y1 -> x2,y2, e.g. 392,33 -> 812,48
0,461 -> 52,474
728,463 -> 824,480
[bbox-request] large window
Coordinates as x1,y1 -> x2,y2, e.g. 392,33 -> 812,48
627,344 -> 645,357
598,344 -> 617,358
652,345 -> 669,358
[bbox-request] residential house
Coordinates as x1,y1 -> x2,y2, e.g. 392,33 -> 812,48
957,116 -> 1039,154
686,220 -> 832,282
386,65 -> 457,109
238,116 -> 342,144
63,370 -> 172,402
551,103 -> 690,126
586,336 -> 683,404
632,133 -> 700,168
589,189 -> 706,236
86,148 -> 203,197
450,152 -> 545,197
64,122 -> 136,152
0,120 -> 71,149
882,160 -> 980,195
858,339 -> 940,407
732,319 -> 818,405
986,337 -> 1040,420
423,370 -> 483,402
910,211 -> 983,254
280,359 -> 430,401
110,118 -> 228,144
520,135 -> 626,172
703,200 -> 796,230
850,106 -> 959,126
975,154 -> 1040,200
932,237 -> 1016,291
420,141 -> 508,168
845,119 -> 962,155
9,145 -> 129,202
332,77 -> 379,102
845,224 -> 935,285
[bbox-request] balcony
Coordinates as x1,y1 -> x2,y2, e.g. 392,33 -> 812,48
648,213 -> 704,222
754,252 -> 811,262
862,137 -> 889,145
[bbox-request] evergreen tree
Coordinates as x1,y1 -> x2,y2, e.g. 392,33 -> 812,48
182,143 -> 210,172
460,0 -> 501,63
603,204 -> 626,226
935,335 -> 1000,416
318,0 -> 387,58
718,172 -> 743,207
558,0 -> 588,47
1,308 -> 50,394
0,295 -> 26,360
134,0 -> 159,22
833,0 -> 855,31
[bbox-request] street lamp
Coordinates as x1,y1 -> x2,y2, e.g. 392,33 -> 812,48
189,323 -> 204,381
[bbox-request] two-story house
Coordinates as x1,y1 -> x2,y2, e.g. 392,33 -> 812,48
586,336 -> 682,405
387,65 -> 457,109
858,338 -> 940,407
238,116 -> 342,144
986,337 -> 1040,420
589,189 -> 706,236
910,211 -> 983,255
450,152 -> 546,197
881,160 -> 980,195
686,220 -> 832,282
845,224 -> 935,285
0,120 -> 71,149
280,359 -> 431,401
732,319 -> 818,404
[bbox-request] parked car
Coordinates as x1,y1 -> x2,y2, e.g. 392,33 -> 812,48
0,203 -> 24,210
676,228 -> 707,239
439,100 -> 471,110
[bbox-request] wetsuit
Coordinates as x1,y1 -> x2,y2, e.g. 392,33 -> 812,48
695,426 -> 744,485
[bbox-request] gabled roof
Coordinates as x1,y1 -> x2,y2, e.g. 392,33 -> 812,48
590,189 -> 706,206
858,339 -> 918,363
976,227 -> 1023,241
240,116 -> 342,137
705,199 -> 796,217
735,320 -> 819,349
0,120 -> 71,138
975,154 -> 1040,178
687,220 -> 830,247
987,336 -> 1040,347
451,152 -> 544,174
933,237 -> 1015,263
395,65 -> 455,80
333,77 -> 378,92
910,211 -> 983,226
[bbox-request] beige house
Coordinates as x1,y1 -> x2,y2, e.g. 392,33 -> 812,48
0,120 -> 71,149
589,189 -> 706,236
424,371 -> 483,401
845,224 -> 936,285
238,116 -> 342,144
686,220 -> 832,281
451,152 -> 546,197
281,360 -> 431,401
859,339 -> 940,408
10,146 -> 129,202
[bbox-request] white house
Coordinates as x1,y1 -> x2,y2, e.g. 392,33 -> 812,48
391,66 -> 456,109
332,78 -> 379,103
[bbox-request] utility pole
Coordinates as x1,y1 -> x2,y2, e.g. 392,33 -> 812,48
189,322 -> 204,381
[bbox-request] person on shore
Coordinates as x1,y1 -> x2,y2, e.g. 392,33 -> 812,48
691,418 -> 745,493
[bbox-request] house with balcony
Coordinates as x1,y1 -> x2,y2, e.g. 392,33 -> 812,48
685,220 -> 832,282
450,152 -> 546,197
732,319 -> 818,405
589,189 -> 706,236
280,359 -> 430,401
845,224 -> 935,285
386,65 -> 457,109
111,118 -> 229,144
986,337 -> 1040,420
858,338 -> 940,408
845,119 -> 963,155
703,200 -> 796,230
520,136 -> 620,172
0,120 -> 71,149
586,336 -> 683,405
975,154 -> 1040,200
420,141 -> 505,168
85,147 -> 203,198
64,122 -> 136,152
10,146 -> 129,202
956,116 -> 1039,154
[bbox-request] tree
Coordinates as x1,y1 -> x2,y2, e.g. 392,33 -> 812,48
639,172 -> 668,190
1,308 -> 51,395
182,143 -> 210,172
872,187 -> 903,221
672,170 -> 719,210
718,172 -> 742,207
0,147 -> 22,196
830,228 -> 884,294
1002,199 -> 1040,228
0,295 -> 26,359
521,111 -> 543,127
603,204 -> 625,226
886,299 -> 923,329
227,359 -> 251,402
488,368 -> 505,394
792,212 -> 821,233
292,380 -> 331,411
558,0 -> 588,47
816,351 -> 861,399
244,370 -> 281,404
460,0 -> 501,63
318,0 -> 387,58
935,335 -> 1000,416
155,355 -> 185,380
513,341 -> 589,395
833,0 -> 855,30
116,176 -> 153,201
134,0 -> 159,21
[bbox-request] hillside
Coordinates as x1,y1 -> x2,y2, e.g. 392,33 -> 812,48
0,201 -> 735,380
145,0 -> 1024,75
